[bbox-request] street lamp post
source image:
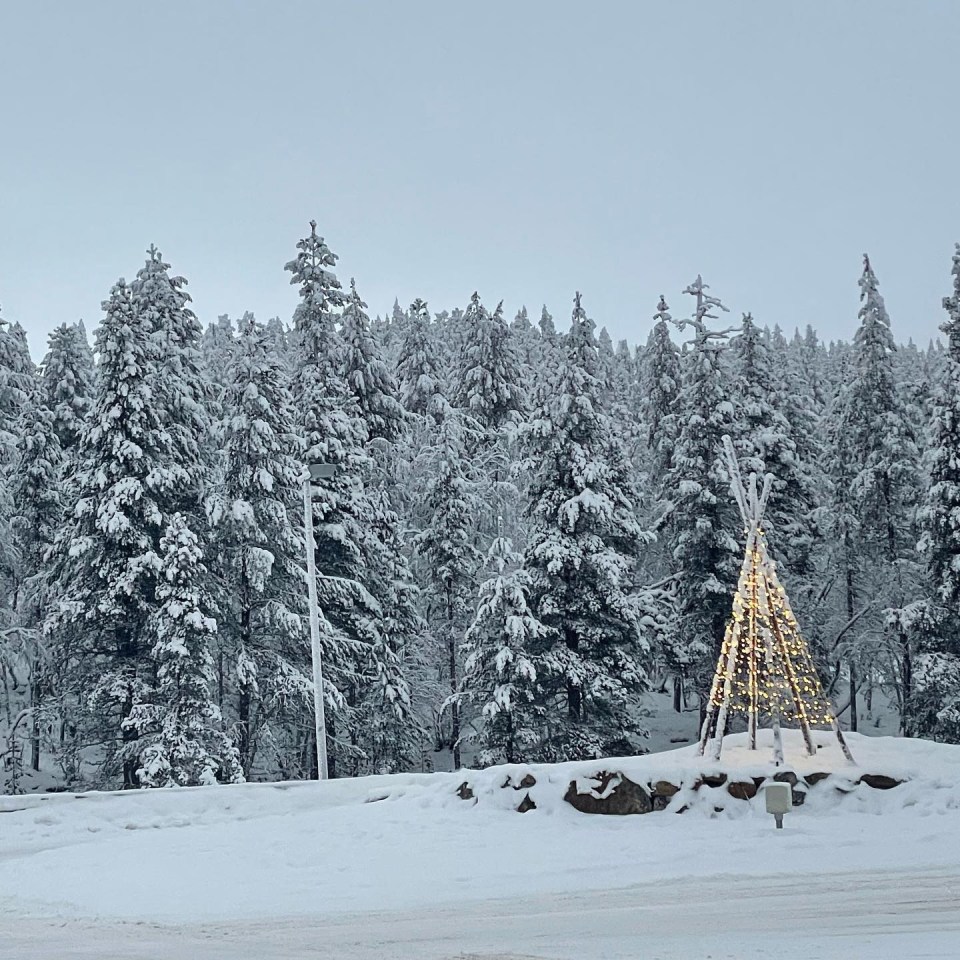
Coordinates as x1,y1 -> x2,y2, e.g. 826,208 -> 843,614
303,462 -> 337,781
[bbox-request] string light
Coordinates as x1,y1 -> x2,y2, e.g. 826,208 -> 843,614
698,440 -> 855,764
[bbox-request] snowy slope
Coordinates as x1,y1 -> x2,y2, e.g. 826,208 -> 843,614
2,732 -> 960,959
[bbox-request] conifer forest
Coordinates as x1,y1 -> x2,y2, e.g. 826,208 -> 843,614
3,225 -> 960,793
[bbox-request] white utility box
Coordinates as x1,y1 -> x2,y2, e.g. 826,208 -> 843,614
764,782 -> 792,828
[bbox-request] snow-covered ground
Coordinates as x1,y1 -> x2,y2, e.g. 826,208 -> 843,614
3,732 -> 960,959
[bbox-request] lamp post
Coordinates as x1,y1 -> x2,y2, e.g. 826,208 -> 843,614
304,461 -> 337,780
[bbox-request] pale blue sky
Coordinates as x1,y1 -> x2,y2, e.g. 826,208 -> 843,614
1,1 -> 958,359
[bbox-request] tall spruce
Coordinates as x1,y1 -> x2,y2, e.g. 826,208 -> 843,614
209,314 -> 310,777
848,255 -> 920,733
523,293 -> 659,761
461,536 -> 544,764
915,243 -> 960,741
397,298 -> 442,418
51,280 -> 173,787
340,279 -> 407,446
139,514 -> 243,787
660,277 -> 739,705
40,322 -> 94,452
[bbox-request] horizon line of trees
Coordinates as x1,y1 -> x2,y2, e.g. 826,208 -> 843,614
3,226 -> 960,793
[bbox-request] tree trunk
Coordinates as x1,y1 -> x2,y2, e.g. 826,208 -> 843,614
849,661 -> 859,733
845,564 -> 857,733
327,712 -> 338,780
238,688 -> 252,777
672,674 -> 683,713
446,587 -> 461,769
901,636 -> 913,737
117,627 -> 140,789
29,676 -> 41,772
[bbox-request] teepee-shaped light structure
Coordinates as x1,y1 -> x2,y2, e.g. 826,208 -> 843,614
697,436 -> 855,765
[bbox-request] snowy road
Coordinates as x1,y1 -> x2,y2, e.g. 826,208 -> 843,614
5,735 -> 960,959
5,868 -> 960,960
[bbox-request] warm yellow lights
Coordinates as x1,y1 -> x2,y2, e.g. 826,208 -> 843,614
699,439 -> 855,764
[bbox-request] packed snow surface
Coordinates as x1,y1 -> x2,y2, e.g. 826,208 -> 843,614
3,731 -> 960,959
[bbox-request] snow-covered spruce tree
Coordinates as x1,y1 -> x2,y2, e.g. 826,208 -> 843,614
338,282 -> 420,774
413,398 -> 484,768
522,293 -> 663,761
660,277 -> 740,709
40,322 -> 94,452
730,313 -> 817,578
822,352 -> 884,732
287,223 -> 419,777
915,243 -> 960,742
49,280 -> 175,788
847,255 -> 921,734
531,305 -> 562,404
209,313 -> 311,777
643,297 -> 682,496
455,294 -> 526,434
10,393 -> 64,766
131,246 -> 212,519
454,295 -> 527,550
510,305 -> 539,377
397,298 -> 443,419
201,314 -> 237,382
340,279 -> 407,446
460,536 -> 543,764
287,222 -> 368,776
0,309 -> 33,587
139,514 -> 243,786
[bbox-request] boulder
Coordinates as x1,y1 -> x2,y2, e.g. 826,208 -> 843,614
502,772 -> 537,790
457,781 -> 475,801
859,773 -> 903,790
727,780 -> 758,801
804,772 -> 831,786
516,792 -> 537,813
564,772 -> 653,815
772,770 -> 799,787
693,772 -> 728,790
650,780 -> 680,798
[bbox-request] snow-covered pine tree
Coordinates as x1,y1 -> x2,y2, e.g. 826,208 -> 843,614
39,322 -> 94,452
730,313 -> 817,578
413,398 -> 484,768
209,313 -> 311,777
643,297 -> 682,494
822,354 -> 871,730
522,293 -> 661,761
139,514 -> 243,787
50,279 -> 176,788
455,294 -> 526,434
915,243 -> 960,742
510,305 -> 539,377
397,298 -> 443,418
660,277 -> 740,708
460,535 -> 543,765
0,308 -> 33,591
8,384 -> 63,775
847,255 -> 921,734
287,223 -> 370,775
287,223 -> 419,777
340,279 -> 407,446
131,246 -> 212,519
200,313 -> 238,409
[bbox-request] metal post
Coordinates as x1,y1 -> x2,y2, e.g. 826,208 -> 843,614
303,475 -> 329,781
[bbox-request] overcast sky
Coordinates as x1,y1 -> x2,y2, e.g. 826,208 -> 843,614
2,2 -> 959,359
